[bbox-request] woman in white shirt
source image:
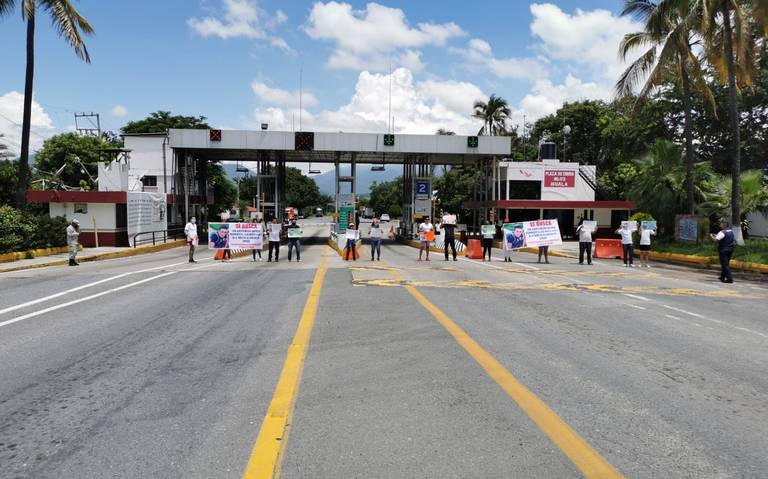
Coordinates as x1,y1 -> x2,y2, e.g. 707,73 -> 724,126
638,226 -> 656,268
615,222 -> 636,267
418,217 -> 434,261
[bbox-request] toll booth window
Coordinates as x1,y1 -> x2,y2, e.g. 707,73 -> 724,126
142,175 -> 157,187
508,181 -> 541,200
74,203 -> 88,214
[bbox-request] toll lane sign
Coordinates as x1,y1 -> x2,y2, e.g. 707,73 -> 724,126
415,180 -> 429,198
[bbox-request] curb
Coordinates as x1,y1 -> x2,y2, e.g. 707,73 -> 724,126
0,240 -> 187,273
647,250 -> 768,274
0,245 -> 84,264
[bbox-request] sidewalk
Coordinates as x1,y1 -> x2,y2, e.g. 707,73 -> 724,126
0,240 -> 186,273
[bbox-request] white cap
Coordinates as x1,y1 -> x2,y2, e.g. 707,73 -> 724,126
72,219 -> 79,224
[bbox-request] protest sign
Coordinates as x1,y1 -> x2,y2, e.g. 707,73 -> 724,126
346,229 -> 359,240
442,214 -> 457,225
582,220 -> 597,232
502,219 -> 562,249
208,223 -> 264,249
481,224 -> 496,236
621,220 -> 638,232
287,228 -> 302,239
641,221 -> 657,231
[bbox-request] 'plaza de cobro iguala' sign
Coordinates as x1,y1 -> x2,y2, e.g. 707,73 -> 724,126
502,220 -> 563,250
208,223 -> 264,250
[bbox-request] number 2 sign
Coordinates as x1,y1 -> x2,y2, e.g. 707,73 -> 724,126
415,180 -> 429,198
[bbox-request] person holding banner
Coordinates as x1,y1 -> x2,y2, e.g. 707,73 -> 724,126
575,219 -> 594,265
287,218 -> 301,262
537,246 -> 550,264
251,218 -> 264,262
369,217 -> 383,261
440,212 -> 458,261
638,223 -> 657,268
616,222 -> 636,267
345,223 -> 359,261
418,217 -> 435,261
481,220 -> 494,261
267,218 -> 282,262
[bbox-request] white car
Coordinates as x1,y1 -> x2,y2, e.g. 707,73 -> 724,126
380,214 -> 391,222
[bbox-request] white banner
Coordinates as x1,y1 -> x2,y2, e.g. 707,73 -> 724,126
127,192 -> 167,247
502,219 -> 562,250
208,222 -> 263,250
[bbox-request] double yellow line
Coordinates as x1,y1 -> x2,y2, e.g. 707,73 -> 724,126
243,248 -> 623,478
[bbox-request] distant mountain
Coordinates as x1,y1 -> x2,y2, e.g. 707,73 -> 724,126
221,163 -> 255,181
312,165 -> 402,196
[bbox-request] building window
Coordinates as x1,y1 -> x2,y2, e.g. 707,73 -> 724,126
508,180 -> 541,200
74,203 -> 88,214
142,175 -> 157,187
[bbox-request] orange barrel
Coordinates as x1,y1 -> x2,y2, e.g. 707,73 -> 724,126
594,239 -> 623,259
465,239 -> 483,259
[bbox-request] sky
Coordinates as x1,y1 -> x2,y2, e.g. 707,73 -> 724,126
0,0 -> 642,156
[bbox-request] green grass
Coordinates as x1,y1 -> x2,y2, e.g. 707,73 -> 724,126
653,238 -> 768,264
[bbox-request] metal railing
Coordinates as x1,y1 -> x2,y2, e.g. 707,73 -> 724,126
132,227 -> 191,248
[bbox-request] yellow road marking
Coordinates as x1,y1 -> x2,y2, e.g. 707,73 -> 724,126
242,248 -> 329,479
389,269 -> 624,479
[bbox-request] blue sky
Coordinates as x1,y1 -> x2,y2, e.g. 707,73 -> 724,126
0,1 -> 641,154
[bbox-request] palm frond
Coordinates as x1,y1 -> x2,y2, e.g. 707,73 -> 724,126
0,0 -> 15,17
40,0 -> 94,63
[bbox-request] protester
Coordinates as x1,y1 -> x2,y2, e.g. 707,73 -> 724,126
638,225 -> 656,268
252,217 -> 263,262
537,245 -> 550,264
481,220 -> 494,261
267,218 -> 281,262
369,217 -> 383,261
66,219 -> 80,266
616,222 -> 635,267
441,213 -> 458,261
184,216 -> 198,263
345,223 -> 359,261
710,220 -> 735,283
575,220 -> 593,265
287,218 -> 301,262
418,217 -> 434,261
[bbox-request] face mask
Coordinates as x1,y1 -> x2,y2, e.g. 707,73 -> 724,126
191,219 -> 196,224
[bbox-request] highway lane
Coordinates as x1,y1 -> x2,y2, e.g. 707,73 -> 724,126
0,238 -> 766,478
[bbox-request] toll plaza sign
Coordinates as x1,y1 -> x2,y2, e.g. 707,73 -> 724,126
544,170 -> 576,188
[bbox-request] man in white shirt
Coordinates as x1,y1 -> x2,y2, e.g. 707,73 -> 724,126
184,217 -> 198,263
575,220 -> 593,265
615,222 -> 635,267
267,218 -> 282,262
66,219 -> 80,266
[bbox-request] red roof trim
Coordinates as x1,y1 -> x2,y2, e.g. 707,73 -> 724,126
463,200 -> 635,209
27,190 -> 127,204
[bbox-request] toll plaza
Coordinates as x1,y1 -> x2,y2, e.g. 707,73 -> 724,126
167,129 -> 511,238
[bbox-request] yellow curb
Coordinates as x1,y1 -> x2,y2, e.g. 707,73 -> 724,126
0,240 -> 186,273
0,244 -> 84,263
648,251 -> 711,265
730,259 -> 768,274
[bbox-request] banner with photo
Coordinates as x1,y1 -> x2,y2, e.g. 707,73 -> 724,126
502,219 -> 562,250
208,222 -> 264,250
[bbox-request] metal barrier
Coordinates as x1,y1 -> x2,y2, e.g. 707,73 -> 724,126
132,227 -> 190,248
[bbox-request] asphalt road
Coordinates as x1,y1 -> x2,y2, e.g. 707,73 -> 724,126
1,228 -> 766,478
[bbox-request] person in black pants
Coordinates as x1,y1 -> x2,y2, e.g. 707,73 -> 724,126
286,219 -> 301,262
441,214 -> 458,261
481,220 -> 494,261
267,218 -> 281,262
710,220 -> 735,283
575,220 -> 593,265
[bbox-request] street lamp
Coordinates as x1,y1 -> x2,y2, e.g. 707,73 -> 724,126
562,125 -> 571,162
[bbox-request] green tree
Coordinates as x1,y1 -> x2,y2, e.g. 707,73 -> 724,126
699,169 -> 768,235
285,167 -> 323,210
0,134 -> 13,159
629,139 -> 719,233
531,100 -> 610,165
207,162 -> 237,218
617,0 -> 716,215
33,133 -> 111,190
0,205 -> 35,253
121,111 -> 210,134
0,0 -> 94,209
368,178 -> 403,217
472,94 -> 510,136
0,159 -> 20,206
433,166 -> 483,222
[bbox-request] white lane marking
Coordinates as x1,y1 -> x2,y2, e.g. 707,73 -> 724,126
662,304 -> 768,339
0,261 -> 224,329
750,286 -> 767,291
664,314 -> 682,320
627,304 -> 647,311
0,259 -> 203,316
662,304 -> 708,319
513,262 -> 541,271
623,293 -> 650,302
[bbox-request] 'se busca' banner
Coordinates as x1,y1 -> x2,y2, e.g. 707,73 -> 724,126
502,219 -> 562,250
208,223 -> 264,250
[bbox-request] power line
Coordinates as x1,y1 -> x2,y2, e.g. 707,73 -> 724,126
0,111 -> 51,140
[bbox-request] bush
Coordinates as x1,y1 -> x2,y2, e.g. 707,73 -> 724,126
0,205 -> 36,253
29,215 -> 69,249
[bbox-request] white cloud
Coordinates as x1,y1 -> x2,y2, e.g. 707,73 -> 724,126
110,105 -> 128,118
251,81 -> 318,108
304,2 -> 466,71
530,3 -> 641,83
0,91 -> 55,155
519,74 -> 610,120
451,37 -> 548,82
188,0 -> 294,53
250,68 -> 485,135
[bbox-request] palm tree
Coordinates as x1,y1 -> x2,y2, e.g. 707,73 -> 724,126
0,134 -> 12,159
616,0 -> 715,216
699,169 -> 768,237
472,94 -> 510,136
0,0 -> 93,209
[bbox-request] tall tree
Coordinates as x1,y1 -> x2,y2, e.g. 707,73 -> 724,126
121,111 -> 210,134
0,0 -> 94,209
617,0 -> 715,215
472,94 -> 510,136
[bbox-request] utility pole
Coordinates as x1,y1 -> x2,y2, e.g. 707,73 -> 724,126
74,112 -> 101,137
